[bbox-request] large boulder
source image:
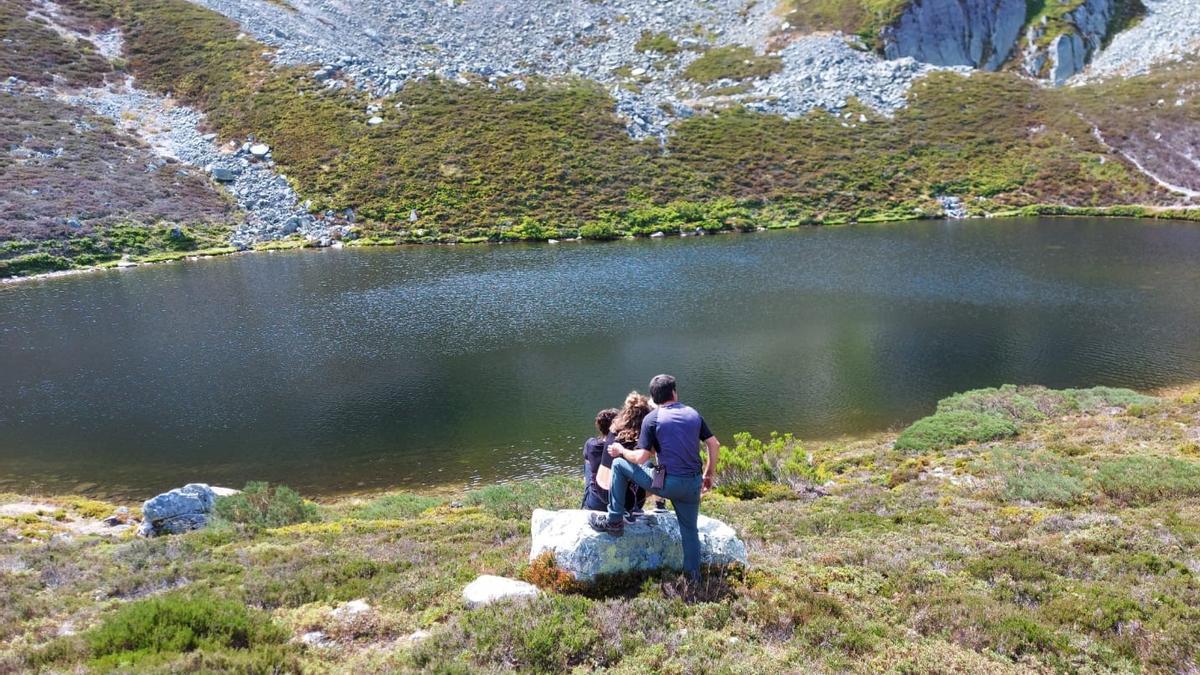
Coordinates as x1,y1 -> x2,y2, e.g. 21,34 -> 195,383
138,483 -> 217,537
530,509 -> 747,582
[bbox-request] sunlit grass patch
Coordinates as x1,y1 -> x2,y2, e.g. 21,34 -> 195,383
895,410 -> 1018,453
683,45 -> 782,83
82,591 -> 294,670
1096,456 -> 1200,505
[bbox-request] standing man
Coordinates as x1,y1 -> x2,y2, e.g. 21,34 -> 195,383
588,374 -> 720,583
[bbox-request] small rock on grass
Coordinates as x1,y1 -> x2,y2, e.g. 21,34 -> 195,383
462,575 -> 541,608
331,599 -> 371,619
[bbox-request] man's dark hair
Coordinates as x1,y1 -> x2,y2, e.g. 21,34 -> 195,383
648,374 -> 677,405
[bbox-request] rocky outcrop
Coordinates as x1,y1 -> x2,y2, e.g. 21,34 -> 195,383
138,483 -> 217,537
881,0 -> 1027,71
529,508 -> 747,582
1021,0 -> 1116,83
1082,0 -> 1200,82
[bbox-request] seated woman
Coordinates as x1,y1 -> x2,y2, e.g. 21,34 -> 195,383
582,408 -> 619,508
583,392 -> 652,517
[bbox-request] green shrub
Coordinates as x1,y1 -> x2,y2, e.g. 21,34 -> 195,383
86,592 -> 287,667
635,31 -> 679,54
413,594 -> 600,672
1063,386 -> 1158,412
462,476 -> 577,520
966,550 -> 1056,584
1095,457 -> 1200,505
991,614 -> 1071,658
991,450 -> 1088,504
683,45 -> 782,83
212,481 -> 319,529
936,385 -> 1071,423
1005,468 -> 1087,505
578,219 -> 620,240
935,384 -> 1156,425
0,253 -> 73,277
1042,585 -> 1146,633
907,591 -> 1073,663
348,493 -> 442,520
716,432 -> 831,487
500,216 -> 560,242
894,410 -> 1018,453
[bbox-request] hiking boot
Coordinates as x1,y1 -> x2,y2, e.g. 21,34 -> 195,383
588,513 -> 624,536
625,508 -> 644,524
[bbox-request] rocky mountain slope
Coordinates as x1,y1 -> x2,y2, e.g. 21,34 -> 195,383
1,0 -> 1199,277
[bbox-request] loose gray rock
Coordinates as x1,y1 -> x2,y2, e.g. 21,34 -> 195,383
209,166 -> 239,182
529,508 -> 747,582
138,483 -> 216,537
462,575 -> 541,608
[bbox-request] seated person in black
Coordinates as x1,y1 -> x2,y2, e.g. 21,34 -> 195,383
582,408 -> 619,507
584,392 -> 651,515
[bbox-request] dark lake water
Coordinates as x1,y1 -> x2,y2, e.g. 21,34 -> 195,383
3,218 -> 1200,500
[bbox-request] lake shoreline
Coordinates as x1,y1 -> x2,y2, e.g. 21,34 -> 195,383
9,380 -> 1199,506
4,204 -> 1200,285
3,383 -> 1199,672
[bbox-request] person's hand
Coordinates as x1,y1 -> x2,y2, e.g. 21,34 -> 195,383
702,473 -> 715,495
608,442 -> 625,458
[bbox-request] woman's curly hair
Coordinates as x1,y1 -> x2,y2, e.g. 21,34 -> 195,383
611,391 -> 653,446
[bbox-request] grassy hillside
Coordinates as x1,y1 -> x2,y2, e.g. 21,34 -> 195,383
117,0 -> 1194,238
2,383 -> 1199,672
2,0 -> 1198,277
0,0 -> 237,277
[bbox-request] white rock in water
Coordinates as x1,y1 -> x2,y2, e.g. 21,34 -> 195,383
530,509 -> 747,582
249,143 -> 270,157
462,575 -> 541,608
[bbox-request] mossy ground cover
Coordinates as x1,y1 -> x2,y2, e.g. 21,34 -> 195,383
778,0 -> 913,46
682,45 -> 783,83
3,383 -> 1199,672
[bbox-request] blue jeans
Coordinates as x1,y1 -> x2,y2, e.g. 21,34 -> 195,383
607,458 -> 704,581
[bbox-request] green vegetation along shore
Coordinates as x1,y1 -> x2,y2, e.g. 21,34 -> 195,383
3,383 -> 1198,672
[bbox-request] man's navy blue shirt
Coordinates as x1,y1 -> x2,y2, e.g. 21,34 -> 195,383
635,402 -> 713,475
